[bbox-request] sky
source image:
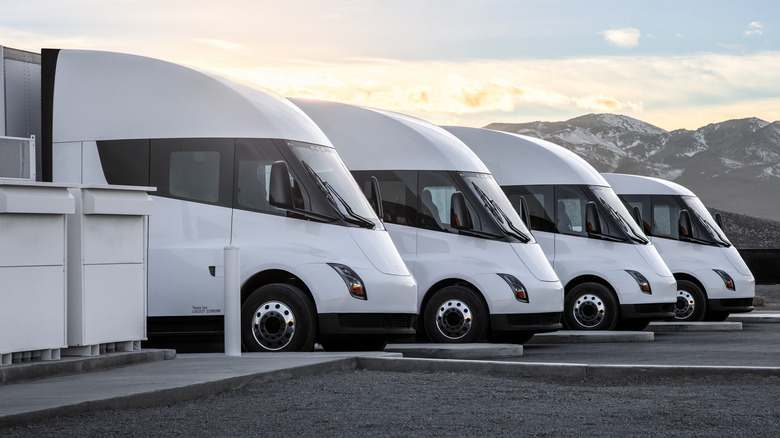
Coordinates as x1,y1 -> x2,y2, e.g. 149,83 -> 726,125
2,0 -> 779,131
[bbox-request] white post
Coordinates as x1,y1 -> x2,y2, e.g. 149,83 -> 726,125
224,246 -> 241,357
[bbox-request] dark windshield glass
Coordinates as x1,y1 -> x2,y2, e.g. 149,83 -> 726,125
286,141 -> 383,230
681,195 -> 731,246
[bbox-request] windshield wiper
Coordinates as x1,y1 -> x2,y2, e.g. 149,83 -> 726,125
471,182 -> 531,243
690,210 -> 730,247
600,199 -> 648,244
302,161 -> 375,229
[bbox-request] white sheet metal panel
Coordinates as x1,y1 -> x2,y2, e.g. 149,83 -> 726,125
602,173 -> 696,196
291,99 -> 489,173
0,266 -> 67,354
443,126 -> 608,186
52,50 -> 330,145
67,186 -> 150,345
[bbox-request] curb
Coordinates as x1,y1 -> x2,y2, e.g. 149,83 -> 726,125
0,349 -> 176,386
648,321 -> 742,332
385,343 -> 523,359
528,330 -> 654,344
356,356 -> 780,379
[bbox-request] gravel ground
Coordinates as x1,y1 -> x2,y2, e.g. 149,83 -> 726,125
3,369 -> 779,437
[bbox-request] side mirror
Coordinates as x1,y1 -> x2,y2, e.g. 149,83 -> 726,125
585,201 -> 602,235
518,196 -> 531,228
715,212 -> 724,229
370,176 -> 383,220
450,191 -> 472,230
679,209 -> 692,239
269,161 -> 294,209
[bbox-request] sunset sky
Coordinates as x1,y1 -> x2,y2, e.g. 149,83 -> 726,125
3,0 -> 779,131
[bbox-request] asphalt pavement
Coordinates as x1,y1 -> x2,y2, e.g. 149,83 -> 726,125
1,312 -> 779,428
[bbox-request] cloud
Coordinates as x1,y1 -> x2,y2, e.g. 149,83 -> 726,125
744,21 -> 763,37
196,39 -> 246,51
602,28 -> 641,48
210,51 -> 780,131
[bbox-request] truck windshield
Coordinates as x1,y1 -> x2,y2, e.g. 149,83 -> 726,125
591,186 -> 650,244
287,141 -> 383,230
681,195 -> 731,247
462,172 -> 534,243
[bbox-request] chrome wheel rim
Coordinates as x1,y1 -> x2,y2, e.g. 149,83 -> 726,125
675,290 -> 695,320
572,294 -> 606,328
435,299 -> 472,340
251,301 -> 296,351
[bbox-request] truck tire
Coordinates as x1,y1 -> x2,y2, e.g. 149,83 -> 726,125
424,285 -> 488,343
241,283 -> 317,352
564,282 -> 619,330
674,280 -> 707,321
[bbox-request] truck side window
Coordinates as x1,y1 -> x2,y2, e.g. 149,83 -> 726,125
503,185 -> 555,232
554,185 -> 589,237
234,139 -> 305,215
150,138 -> 234,207
418,171 -> 480,233
352,170 -> 418,226
620,194 -> 652,235
651,195 -> 681,239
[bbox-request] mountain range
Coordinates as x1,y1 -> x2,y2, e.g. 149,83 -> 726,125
485,114 -> 780,223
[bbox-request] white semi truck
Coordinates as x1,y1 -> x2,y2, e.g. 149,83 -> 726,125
603,173 -> 755,321
2,46 -> 419,352
292,99 -> 564,344
445,127 -> 677,331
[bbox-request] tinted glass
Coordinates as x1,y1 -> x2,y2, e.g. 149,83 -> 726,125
353,170 -> 418,226
503,185 -> 555,232
234,138 -> 305,215
555,185 -> 590,236
462,172 -> 533,242
150,138 -> 234,207
619,194 -> 652,235
591,186 -> 648,243
287,141 -> 382,229
651,195 -> 681,239
680,195 -> 731,246
97,139 -> 150,186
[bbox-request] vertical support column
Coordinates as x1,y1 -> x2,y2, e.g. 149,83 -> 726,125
224,246 -> 241,357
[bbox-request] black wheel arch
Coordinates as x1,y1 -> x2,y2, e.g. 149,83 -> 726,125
564,274 -> 617,298
673,273 -> 708,299
241,269 -> 317,311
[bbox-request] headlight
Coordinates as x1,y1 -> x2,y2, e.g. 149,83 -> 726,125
626,270 -> 652,294
713,269 -> 735,291
498,273 -> 529,303
328,263 -> 367,300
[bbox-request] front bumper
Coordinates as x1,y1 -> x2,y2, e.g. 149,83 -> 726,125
620,302 -> 676,320
318,313 -> 417,342
490,312 -> 562,336
708,298 -> 754,314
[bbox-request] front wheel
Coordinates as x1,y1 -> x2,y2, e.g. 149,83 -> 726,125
563,283 -> 619,330
424,285 -> 488,343
674,280 -> 707,321
241,283 -> 317,352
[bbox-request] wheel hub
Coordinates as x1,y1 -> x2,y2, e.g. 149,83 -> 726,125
435,299 -> 472,340
674,290 -> 695,319
572,294 -> 606,328
252,301 -> 296,351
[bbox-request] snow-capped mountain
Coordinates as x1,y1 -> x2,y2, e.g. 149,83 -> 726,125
485,114 -> 780,222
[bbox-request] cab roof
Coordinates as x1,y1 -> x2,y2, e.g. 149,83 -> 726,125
290,98 -> 489,173
602,173 -> 696,196
442,126 -> 608,186
49,49 -> 330,145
